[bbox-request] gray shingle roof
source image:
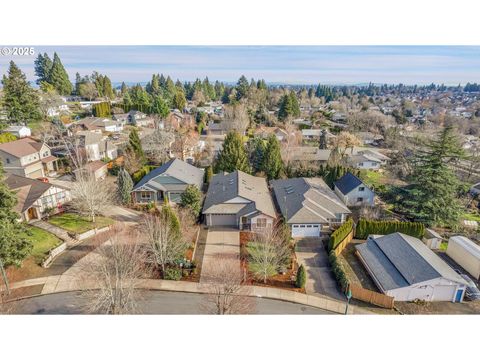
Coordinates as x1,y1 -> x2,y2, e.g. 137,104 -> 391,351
203,170 -> 276,218
334,172 -> 366,195
133,158 -> 204,190
356,232 -> 467,291
270,177 -> 350,224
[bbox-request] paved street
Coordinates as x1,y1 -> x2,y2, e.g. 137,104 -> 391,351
200,229 -> 240,282
10,290 -> 332,314
296,238 -> 343,300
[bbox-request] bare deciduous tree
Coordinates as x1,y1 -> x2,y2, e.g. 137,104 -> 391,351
200,254 -> 255,315
78,227 -> 147,314
123,148 -> 143,174
171,126 -> 199,161
142,129 -> 175,164
247,225 -> 291,284
70,173 -> 114,223
142,213 -> 189,275
222,103 -> 250,134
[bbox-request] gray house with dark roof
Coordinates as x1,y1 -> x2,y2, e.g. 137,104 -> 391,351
334,172 -> 375,207
131,158 -> 204,204
202,170 -> 276,231
270,177 -> 350,237
356,233 -> 468,302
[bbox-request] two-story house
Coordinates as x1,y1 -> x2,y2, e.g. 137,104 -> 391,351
334,172 -> 375,207
0,137 -> 58,179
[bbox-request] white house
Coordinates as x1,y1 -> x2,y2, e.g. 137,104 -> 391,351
3,125 -> 31,138
334,172 -> 375,207
356,233 -> 468,302
447,236 -> 480,280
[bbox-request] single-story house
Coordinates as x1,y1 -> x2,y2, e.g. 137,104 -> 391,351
5,174 -> 71,221
75,118 -> 123,133
128,110 -> 146,124
270,177 -> 351,237
356,232 -> 468,302
3,125 -> 31,138
334,172 -> 375,207
356,132 -> 384,145
289,147 -> 332,164
73,160 -> 108,181
131,158 -> 204,204
202,170 -> 277,231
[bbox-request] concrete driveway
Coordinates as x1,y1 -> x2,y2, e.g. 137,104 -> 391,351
200,228 -> 240,282
296,237 -> 343,300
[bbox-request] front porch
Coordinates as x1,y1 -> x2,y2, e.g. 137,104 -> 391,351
132,189 -> 165,204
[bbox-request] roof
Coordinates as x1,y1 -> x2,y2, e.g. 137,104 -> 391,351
83,160 -> 108,172
290,147 -> 331,162
5,174 -> 68,213
76,131 -> 103,146
5,125 -> 29,131
203,170 -> 276,218
270,177 -> 350,224
0,137 -> 45,158
133,158 -> 204,191
334,172 -> 368,195
448,236 -> 480,260
356,233 -> 468,291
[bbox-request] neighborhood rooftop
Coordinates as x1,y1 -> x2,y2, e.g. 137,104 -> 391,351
0,137 -> 42,157
334,172 -> 364,195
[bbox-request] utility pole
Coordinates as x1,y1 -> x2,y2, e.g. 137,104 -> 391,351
0,258 -> 10,295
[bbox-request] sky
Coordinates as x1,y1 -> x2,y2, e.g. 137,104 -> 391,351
1,46 -> 480,86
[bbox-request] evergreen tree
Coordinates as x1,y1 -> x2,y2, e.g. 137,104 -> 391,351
180,185 -> 202,217
215,131 -> 251,173
396,126 -> 465,226
48,53 -> 73,95
116,168 -> 134,205
127,128 -> 145,162
319,129 -> 328,149
0,162 -> 32,266
235,75 -> 249,101
296,265 -> 306,289
152,95 -> 170,118
248,136 -> 266,172
34,53 -> 53,85
120,82 -> 128,95
172,89 -> 186,111
261,134 -> 284,180
1,61 -> 42,123
278,91 -> 300,120
205,166 -> 213,184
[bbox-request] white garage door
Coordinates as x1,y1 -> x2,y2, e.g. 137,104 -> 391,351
291,224 -> 321,237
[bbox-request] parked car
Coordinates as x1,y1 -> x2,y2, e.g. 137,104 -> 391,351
36,177 -> 49,183
460,274 -> 480,301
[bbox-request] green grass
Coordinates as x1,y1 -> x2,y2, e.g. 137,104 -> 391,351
439,241 -> 448,251
23,226 -> 62,264
461,212 -> 480,222
359,170 -> 385,188
47,213 -> 114,234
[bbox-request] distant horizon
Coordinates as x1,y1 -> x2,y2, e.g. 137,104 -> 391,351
1,46 -> 480,86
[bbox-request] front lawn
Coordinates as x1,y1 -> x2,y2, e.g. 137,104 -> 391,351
47,213 -> 114,234
23,226 -> 62,264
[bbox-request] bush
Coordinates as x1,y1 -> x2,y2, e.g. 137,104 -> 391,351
328,251 -> 349,293
328,218 -> 354,251
180,185 -> 202,216
132,164 -> 157,184
164,267 -> 182,281
296,264 -> 306,289
355,218 -> 425,239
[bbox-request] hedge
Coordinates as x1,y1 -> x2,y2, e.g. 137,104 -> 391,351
328,250 -> 349,293
355,219 -> 425,240
296,264 -> 306,289
328,218 -> 354,251
132,165 -> 158,184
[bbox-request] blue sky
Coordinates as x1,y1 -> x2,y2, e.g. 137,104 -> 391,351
1,46 -> 480,85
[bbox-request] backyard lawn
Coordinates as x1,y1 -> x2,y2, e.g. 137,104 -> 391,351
47,213 -> 114,234
359,170 -> 386,188
23,226 -> 62,264
461,211 -> 480,222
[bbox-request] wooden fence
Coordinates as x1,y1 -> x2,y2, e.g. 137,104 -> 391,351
333,230 -> 354,256
349,283 -> 395,309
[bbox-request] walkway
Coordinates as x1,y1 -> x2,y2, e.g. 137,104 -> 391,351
296,237 -> 343,300
200,229 -> 240,283
31,220 -> 76,246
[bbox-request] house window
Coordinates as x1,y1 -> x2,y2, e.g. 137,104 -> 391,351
359,187 -> 365,191
256,218 -> 267,228
358,162 -> 364,166
56,192 -> 65,200
140,191 -> 151,200
357,197 -> 364,202
6,158 -> 10,164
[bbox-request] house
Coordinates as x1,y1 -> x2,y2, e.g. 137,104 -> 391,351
334,172 -> 375,207
3,125 -> 31,138
356,132 -> 384,146
5,174 -> 71,221
356,232 -> 468,302
423,229 -> 443,250
270,177 -> 351,237
131,158 -> 204,204
166,110 -> 194,129
75,131 -> 118,161
345,148 -> 390,171
127,110 -> 147,125
73,160 -> 108,181
255,126 -> 289,142
289,147 -> 331,164
112,113 -> 129,125
447,236 -> 480,280
0,137 -> 59,179
75,118 -> 123,132
202,170 -> 276,231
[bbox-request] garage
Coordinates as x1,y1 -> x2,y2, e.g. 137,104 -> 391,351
207,214 -> 237,227
26,168 -> 44,179
291,224 -> 321,237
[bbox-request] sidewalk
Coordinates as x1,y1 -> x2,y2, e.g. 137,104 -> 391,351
31,220 -> 75,246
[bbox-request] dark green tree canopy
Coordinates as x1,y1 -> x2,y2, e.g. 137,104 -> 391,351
48,52 -> 73,95
215,131 -> 251,174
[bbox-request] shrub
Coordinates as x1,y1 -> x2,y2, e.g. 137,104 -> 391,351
180,185 -> 202,217
296,264 -> 306,289
328,218 -> 354,251
164,267 -> 182,281
355,218 -> 425,239
328,251 -> 349,293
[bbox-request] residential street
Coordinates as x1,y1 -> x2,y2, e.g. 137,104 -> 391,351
11,290 -> 332,314
296,238 -> 343,300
